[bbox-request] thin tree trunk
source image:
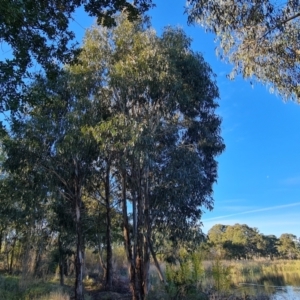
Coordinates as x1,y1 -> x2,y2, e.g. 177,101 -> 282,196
9,241 -> 15,274
97,237 -> 107,279
75,195 -> 84,300
59,260 -> 65,286
0,229 -> 3,252
148,238 -> 166,284
133,192 -> 137,281
135,231 -> 143,300
142,170 -> 150,296
136,164 -> 144,300
121,171 -> 138,300
142,236 -> 150,296
58,234 -> 64,286
105,163 -> 113,290
34,241 -> 45,276
132,165 -> 138,298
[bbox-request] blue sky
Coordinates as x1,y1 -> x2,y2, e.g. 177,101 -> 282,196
2,1 -> 300,239
145,0 -> 300,238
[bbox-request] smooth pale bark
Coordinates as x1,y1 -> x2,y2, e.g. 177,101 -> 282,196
136,164 -> 144,300
9,238 -> 16,274
142,235 -> 150,296
75,195 -> 84,300
0,230 -> 3,252
105,163 -> 113,290
133,191 -> 137,280
97,237 -> 107,279
148,238 -> 166,284
121,171 -> 139,300
142,172 -> 150,296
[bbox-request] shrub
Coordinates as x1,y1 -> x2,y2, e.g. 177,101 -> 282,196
165,249 -> 207,300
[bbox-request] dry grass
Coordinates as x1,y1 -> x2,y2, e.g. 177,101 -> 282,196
34,290 -> 70,300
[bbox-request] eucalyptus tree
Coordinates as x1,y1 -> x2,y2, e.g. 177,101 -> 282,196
207,224 -> 228,258
262,234 -> 279,259
71,27 -> 119,290
122,22 -> 224,300
0,159 -> 54,275
0,176 -> 25,271
223,224 -> 264,259
207,224 -> 283,259
277,233 -> 298,259
82,16 -> 224,299
3,70 -> 103,299
187,0 -> 300,102
1,135 -> 54,275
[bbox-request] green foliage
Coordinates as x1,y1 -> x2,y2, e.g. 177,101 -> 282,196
211,259 -> 231,293
277,233 -> 299,259
165,250 -> 206,299
0,0 -> 154,112
0,275 -> 22,300
0,275 -> 72,300
187,0 -> 300,102
207,223 -> 280,260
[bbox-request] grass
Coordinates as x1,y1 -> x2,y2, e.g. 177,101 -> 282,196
0,257 -> 299,300
148,259 -> 300,300
0,273 -> 73,300
205,259 -> 300,299
225,260 -> 300,287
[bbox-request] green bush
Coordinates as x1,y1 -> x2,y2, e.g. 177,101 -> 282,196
165,249 -> 207,300
211,258 -> 232,293
0,275 -> 22,300
0,274 -> 73,300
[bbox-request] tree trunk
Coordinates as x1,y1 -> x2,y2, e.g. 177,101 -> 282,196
105,163 -> 113,290
75,195 -> 84,300
135,164 -> 144,300
58,234 -> 64,286
142,237 -> 150,296
0,229 -> 3,252
142,168 -> 150,296
121,171 -> 138,300
149,238 -> 166,284
9,244 -> 15,274
133,191 -> 137,282
59,260 -> 65,286
97,237 -> 107,279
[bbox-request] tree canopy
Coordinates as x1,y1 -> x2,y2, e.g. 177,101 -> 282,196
206,223 -> 300,260
0,0 -> 153,112
187,0 -> 300,102
2,0 -> 299,113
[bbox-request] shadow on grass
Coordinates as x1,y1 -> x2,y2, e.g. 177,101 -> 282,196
0,274 -> 72,300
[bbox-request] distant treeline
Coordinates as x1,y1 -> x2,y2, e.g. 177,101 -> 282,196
201,223 -> 299,260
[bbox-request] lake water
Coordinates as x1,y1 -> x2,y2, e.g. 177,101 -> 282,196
272,286 -> 300,299
236,283 -> 300,299
226,260 -> 300,299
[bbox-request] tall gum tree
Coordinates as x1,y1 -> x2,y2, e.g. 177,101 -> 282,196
3,70 -> 103,300
82,16 -> 224,299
